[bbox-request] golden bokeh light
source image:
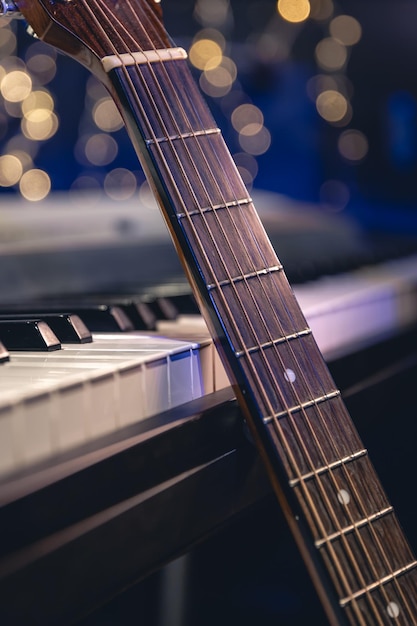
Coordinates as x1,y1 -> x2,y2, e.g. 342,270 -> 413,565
338,129 -> 368,161
1,70 -> 32,103
0,154 -> 23,187
231,104 -> 264,133
277,0 -> 310,24
22,90 -> 54,115
315,37 -> 347,72
21,109 -> 58,141
19,168 -> 51,201
316,90 -> 348,123
200,57 -> 237,97
93,98 -> 124,133
189,38 -> 223,70
239,126 -> 271,155
330,15 -> 362,46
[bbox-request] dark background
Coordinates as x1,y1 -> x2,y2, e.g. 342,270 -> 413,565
2,0 -> 417,234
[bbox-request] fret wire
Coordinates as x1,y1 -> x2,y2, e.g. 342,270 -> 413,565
163,111 -> 396,608
290,448 -> 368,489
340,562 -> 417,608
86,7 -> 324,532
207,265 -> 283,292
118,42 -> 347,522
134,45 -> 394,626
263,390 -> 341,424
145,127 -> 221,146
236,328 -> 312,358
94,1 -> 416,620
177,197 -> 253,220
123,54 -> 322,472
114,61 -> 306,456
128,56 -> 369,607
141,61 -> 400,612
315,506 -> 393,549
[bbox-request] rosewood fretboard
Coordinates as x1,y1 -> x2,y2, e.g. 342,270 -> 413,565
103,54 -> 417,625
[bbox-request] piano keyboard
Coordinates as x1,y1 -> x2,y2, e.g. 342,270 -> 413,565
0,333 -> 230,478
0,253 -> 416,482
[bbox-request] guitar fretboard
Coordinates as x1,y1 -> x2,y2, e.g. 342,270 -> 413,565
108,55 -> 417,625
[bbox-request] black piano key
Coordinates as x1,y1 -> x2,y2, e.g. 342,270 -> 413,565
1,304 -> 134,333
0,320 -> 61,351
42,314 -> 93,344
0,313 -> 92,344
116,299 -> 157,330
72,305 -> 134,332
147,292 -> 199,319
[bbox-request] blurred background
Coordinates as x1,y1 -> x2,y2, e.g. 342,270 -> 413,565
0,0 -> 417,303
0,1 -> 417,228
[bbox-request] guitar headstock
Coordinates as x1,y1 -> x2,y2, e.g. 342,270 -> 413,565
13,0 -> 171,77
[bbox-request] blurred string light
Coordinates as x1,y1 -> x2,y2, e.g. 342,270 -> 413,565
286,1 -> 366,209
0,18 -> 56,200
0,1 -> 367,206
277,0 -> 311,24
70,73 -> 140,198
0,17 -> 139,202
189,0 -> 272,187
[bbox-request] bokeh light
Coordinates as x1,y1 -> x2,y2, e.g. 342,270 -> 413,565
315,37 -> 347,72
0,154 -> 23,187
1,70 -> 32,103
277,0 -> 310,24
189,38 -> 223,71
19,168 -> 51,201
330,15 -> 362,46
104,168 -> 137,201
93,98 -> 124,132
338,129 -> 369,161
316,90 -> 348,123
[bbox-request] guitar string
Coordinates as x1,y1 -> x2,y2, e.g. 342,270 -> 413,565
118,4 -> 417,620
84,15 -> 370,624
86,2 -> 412,620
81,0 -> 412,616
122,29 -> 417,624
86,0 -> 404,616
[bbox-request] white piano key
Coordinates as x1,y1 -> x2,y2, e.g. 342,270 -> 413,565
1,254 -> 416,480
294,255 -> 417,359
0,406 -> 16,475
0,334 -> 210,477
156,317 -> 229,391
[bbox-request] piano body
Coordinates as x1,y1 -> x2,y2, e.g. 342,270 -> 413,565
0,193 -> 416,625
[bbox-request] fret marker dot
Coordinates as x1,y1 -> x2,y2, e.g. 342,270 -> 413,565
284,368 -> 296,383
387,602 -> 400,619
337,489 -> 351,505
